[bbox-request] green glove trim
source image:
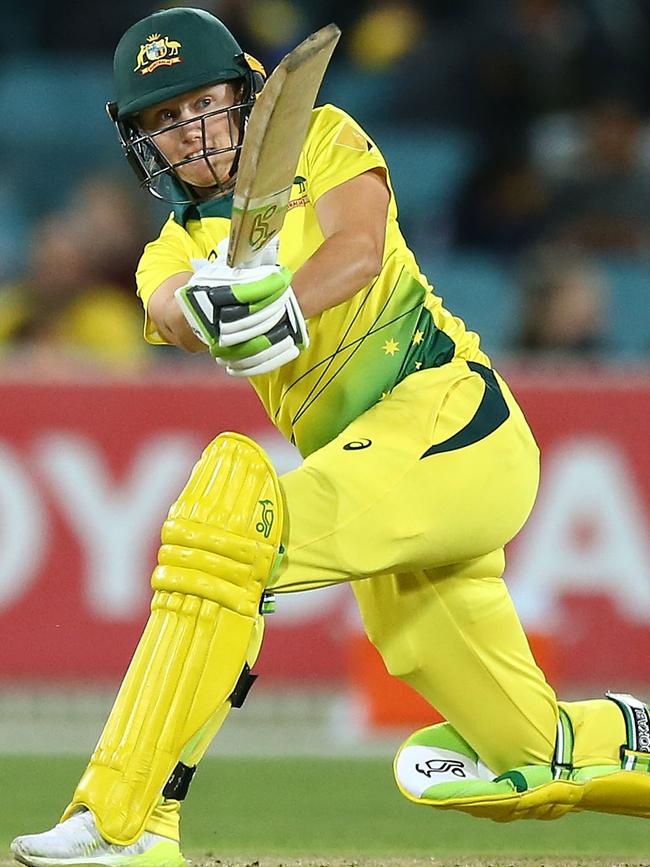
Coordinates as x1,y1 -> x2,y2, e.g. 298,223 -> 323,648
421,778 -> 515,801
210,334 -> 273,361
229,266 -> 293,310
176,285 -> 218,346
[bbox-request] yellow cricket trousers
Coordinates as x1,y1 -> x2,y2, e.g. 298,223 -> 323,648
273,359 -> 624,773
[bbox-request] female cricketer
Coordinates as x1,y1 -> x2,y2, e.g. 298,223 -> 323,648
12,7 -> 650,866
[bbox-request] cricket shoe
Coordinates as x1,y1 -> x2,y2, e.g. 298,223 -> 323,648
11,810 -> 184,867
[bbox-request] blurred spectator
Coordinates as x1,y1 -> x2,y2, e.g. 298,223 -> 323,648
579,0 -> 650,115
453,0 -> 594,142
347,0 -> 427,70
0,176 -> 150,373
26,0 -> 153,56
2,0 -> 650,366
452,147 -> 552,254
205,0 -> 310,68
242,0 -> 309,65
67,176 -> 152,291
514,244 -> 610,355
540,99 -> 650,253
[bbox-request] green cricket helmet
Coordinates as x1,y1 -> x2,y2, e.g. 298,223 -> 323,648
107,7 -> 266,205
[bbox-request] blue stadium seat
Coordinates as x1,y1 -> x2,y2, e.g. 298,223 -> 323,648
415,252 -> 521,357
371,125 -> 477,224
317,63 -> 402,128
0,58 -> 114,149
0,57 -> 121,219
599,257 -> 650,358
0,178 -> 28,278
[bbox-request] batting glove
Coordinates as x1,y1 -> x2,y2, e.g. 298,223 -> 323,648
175,259 -> 309,377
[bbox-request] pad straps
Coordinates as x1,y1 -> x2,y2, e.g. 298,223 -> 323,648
552,707 -> 575,780
606,692 -> 650,772
162,763 -> 196,800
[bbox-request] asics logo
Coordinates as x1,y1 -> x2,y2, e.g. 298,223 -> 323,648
343,438 -> 372,451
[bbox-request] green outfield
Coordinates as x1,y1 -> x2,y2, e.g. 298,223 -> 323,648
2,755 -> 649,866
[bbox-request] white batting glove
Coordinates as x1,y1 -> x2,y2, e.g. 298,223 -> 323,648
175,241 -> 309,377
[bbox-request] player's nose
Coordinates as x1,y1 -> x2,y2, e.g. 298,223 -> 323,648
179,114 -> 204,143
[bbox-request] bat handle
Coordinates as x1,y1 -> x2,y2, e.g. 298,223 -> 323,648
242,235 -> 280,269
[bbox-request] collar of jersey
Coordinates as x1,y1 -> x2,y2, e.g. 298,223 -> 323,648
173,192 -> 233,226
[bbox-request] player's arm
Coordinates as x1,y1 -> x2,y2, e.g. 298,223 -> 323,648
147,271 -> 208,352
292,167 -> 390,319
171,169 -> 389,371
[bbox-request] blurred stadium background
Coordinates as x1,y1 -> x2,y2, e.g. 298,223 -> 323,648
2,0 -> 650,841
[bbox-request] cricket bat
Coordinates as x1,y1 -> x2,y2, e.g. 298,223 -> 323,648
226,23 -> 341,268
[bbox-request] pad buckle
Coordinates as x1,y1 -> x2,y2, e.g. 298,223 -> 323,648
230,662 -> 258,709
162,762 -> 196,800
552,708 -> 574,780
260,591 -> 276,615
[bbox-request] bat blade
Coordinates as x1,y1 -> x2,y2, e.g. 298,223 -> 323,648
227,23 -> 341,268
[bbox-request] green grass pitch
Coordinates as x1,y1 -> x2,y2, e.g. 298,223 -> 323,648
2,755 -> 649,866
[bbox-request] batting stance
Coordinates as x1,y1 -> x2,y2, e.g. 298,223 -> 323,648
12,8 -> 650,866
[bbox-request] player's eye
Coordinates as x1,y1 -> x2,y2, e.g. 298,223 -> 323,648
145,109 -> 175,131
140,108 -> 175,133
199,96 -> 212,109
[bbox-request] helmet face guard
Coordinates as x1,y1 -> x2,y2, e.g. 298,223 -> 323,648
107,86 -> 254,205
109,7 -> 267,206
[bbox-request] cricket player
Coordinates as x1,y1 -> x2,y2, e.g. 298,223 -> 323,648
12,8 -> 650,866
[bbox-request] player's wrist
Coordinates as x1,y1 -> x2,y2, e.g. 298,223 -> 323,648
174,263 -> 308,376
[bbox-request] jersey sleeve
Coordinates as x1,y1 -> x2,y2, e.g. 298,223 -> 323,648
136,213 -> 194,344
304,104 -> 388,204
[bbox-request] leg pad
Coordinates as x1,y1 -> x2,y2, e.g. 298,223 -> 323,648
394,711 -> 650,822
394,722 -> 577,822
62,433 -> 284,844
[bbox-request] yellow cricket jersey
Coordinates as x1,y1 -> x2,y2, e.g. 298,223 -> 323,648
137,103 -> 490,456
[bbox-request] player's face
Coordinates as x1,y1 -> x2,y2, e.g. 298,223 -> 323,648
139,83 -> 241,190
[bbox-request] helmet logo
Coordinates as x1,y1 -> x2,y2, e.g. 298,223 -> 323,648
134,33 -> 183,76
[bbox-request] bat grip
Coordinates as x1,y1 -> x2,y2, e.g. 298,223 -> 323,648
242,235 -> 280,269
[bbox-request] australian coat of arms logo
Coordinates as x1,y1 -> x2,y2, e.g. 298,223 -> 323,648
134,33 -> 183,75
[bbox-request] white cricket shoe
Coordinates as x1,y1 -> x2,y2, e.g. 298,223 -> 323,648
11,810 -> 184,867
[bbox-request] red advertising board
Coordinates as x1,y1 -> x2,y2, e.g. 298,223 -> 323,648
1,367 -> 650,691
506,368 -> 650,689
0,375 -> 348,684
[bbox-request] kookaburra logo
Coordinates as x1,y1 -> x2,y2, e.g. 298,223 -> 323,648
415,759 -> 467,779
256,499 -> 274,538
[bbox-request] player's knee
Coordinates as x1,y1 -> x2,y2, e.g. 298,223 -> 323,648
363,629 -> 421,680
152,432 -> 284,616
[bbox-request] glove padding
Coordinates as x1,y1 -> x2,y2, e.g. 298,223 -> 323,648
175,254 -> 309,377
